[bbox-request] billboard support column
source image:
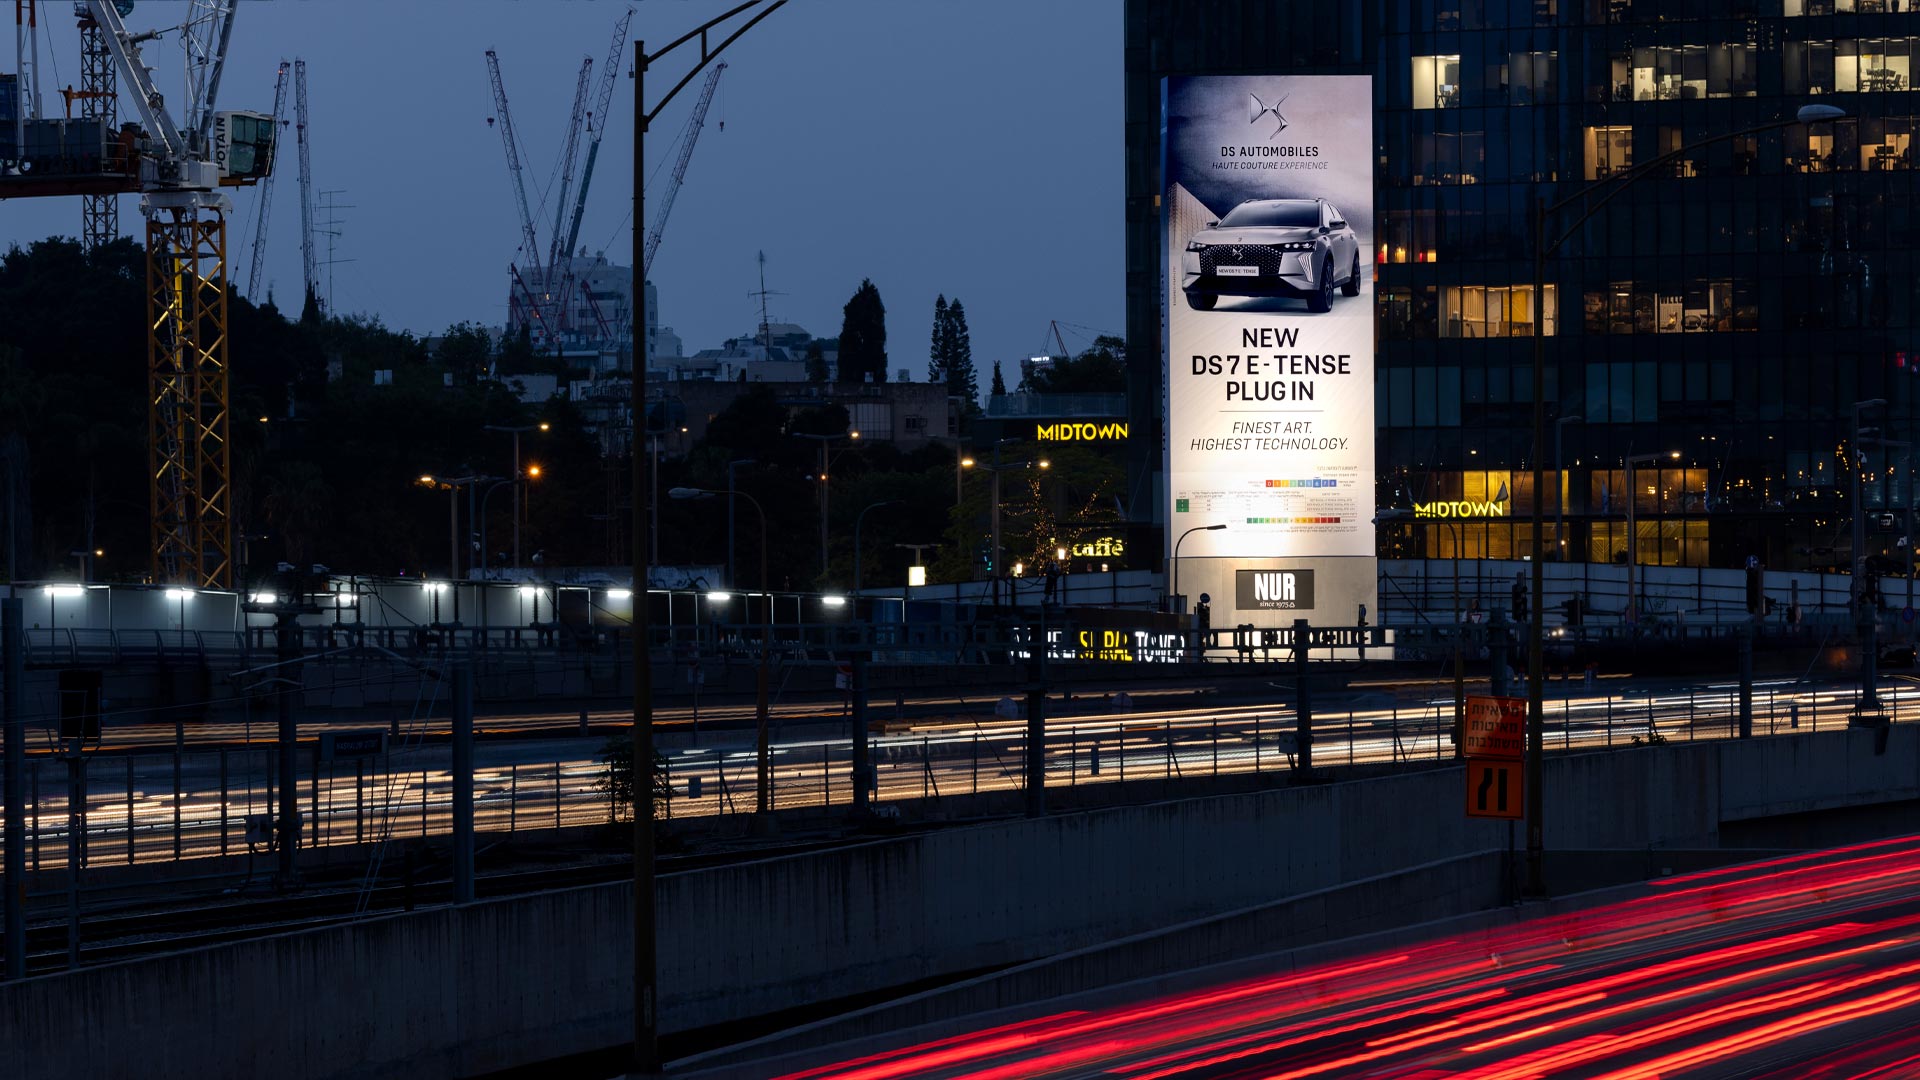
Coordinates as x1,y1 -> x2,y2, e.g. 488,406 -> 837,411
1292,617 -> 1312,780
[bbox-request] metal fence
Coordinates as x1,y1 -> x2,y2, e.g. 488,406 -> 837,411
5,678 -> 1911,873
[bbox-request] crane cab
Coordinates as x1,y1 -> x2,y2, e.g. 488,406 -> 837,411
212,110 -> 275,184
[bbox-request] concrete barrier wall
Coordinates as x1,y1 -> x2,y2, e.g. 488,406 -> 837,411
5,725 -> 1915,1080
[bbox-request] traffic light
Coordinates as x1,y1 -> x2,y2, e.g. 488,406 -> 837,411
1560,594 -> 1583,627
1746,560 -> 1764,615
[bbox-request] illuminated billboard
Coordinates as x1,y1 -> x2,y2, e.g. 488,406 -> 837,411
1163,75 -> 1375,623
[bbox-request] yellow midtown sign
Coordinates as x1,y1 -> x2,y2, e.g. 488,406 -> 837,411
1037,421 -> 1128,442
1414,500 -> 1507,519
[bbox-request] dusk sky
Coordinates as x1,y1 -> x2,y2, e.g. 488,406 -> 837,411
0,0 -> 1123,383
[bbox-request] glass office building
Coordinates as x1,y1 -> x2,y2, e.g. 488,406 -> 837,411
1125,0 -> 1920,574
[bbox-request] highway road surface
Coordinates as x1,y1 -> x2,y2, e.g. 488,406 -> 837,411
749,834 -> 1920,1079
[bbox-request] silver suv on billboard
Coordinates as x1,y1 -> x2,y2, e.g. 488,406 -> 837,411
1181,197 -> 1362,313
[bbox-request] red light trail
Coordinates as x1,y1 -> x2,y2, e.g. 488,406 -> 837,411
766,834 -> 1920,1079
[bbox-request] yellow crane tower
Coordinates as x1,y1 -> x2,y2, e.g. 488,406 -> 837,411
1,1 -> 274,588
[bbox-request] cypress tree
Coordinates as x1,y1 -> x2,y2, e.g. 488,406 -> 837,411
928,294 -> 950,384
838,279 -> 888,383
946,298 -> 977,405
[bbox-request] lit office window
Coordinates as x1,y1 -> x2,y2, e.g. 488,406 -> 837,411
1582,280 -> 1757,334
1412,55 -> 1462,109
1378,210 -> 1438,264
1441,286 -> 1557,339
1786,0 -> 1912,15
1860,118 -> 1914,171
1838,38 -> 1914,92
1583,126 -> 1633,180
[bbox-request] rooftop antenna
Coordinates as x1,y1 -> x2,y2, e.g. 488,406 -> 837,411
748,250 -> 785,358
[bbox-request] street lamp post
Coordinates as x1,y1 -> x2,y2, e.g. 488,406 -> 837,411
853,500 -> 898,596
796,431 -> 858,578
1554,416 -> 1582,561
418,473 -> 489,594
1526,102 -> 1848,898
669,486 -> 771,822
631,7 -> 789,1069
1169,523 -> 1227,614
483,421 -> 549,570
477,478 -> 525,583
727,457 -> 756,590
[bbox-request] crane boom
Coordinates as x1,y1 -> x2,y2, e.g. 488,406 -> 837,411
86,0 -> 191,168
184,0 -> 236,143
294,59 -> 319,314
546,55 -> 592,281
485,50 -> 542,276
562,7 -> 634,263
244,60 -> 291,302
642,62 -> 724,275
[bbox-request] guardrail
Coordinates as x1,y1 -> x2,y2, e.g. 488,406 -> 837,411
8,678 -> 1911,875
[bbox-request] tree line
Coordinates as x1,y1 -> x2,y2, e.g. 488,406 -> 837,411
0,238 -> 1121,594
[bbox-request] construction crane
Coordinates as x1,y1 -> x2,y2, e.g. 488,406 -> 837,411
561,7 -> 633,264
242,60 -> 290,302
71,0 -> 276,587
485,48 -> 545,336
294,58 -> 319,316
642,62 -> 723,276
545,54 -> 591,294
12,0 -> 40,156
602,62 -> 725,354
74,2 -> 119,249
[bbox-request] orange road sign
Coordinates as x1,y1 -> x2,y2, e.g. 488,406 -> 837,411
1463,694 -> 1526,760
1466,757 -> 1524,820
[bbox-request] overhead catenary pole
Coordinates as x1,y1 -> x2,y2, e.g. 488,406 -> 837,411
275,610 -> 300,888
452,662 -> 474,903
3,597 -> 23,981
629,12 -> 787,1070
631,36 -> 657,1079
